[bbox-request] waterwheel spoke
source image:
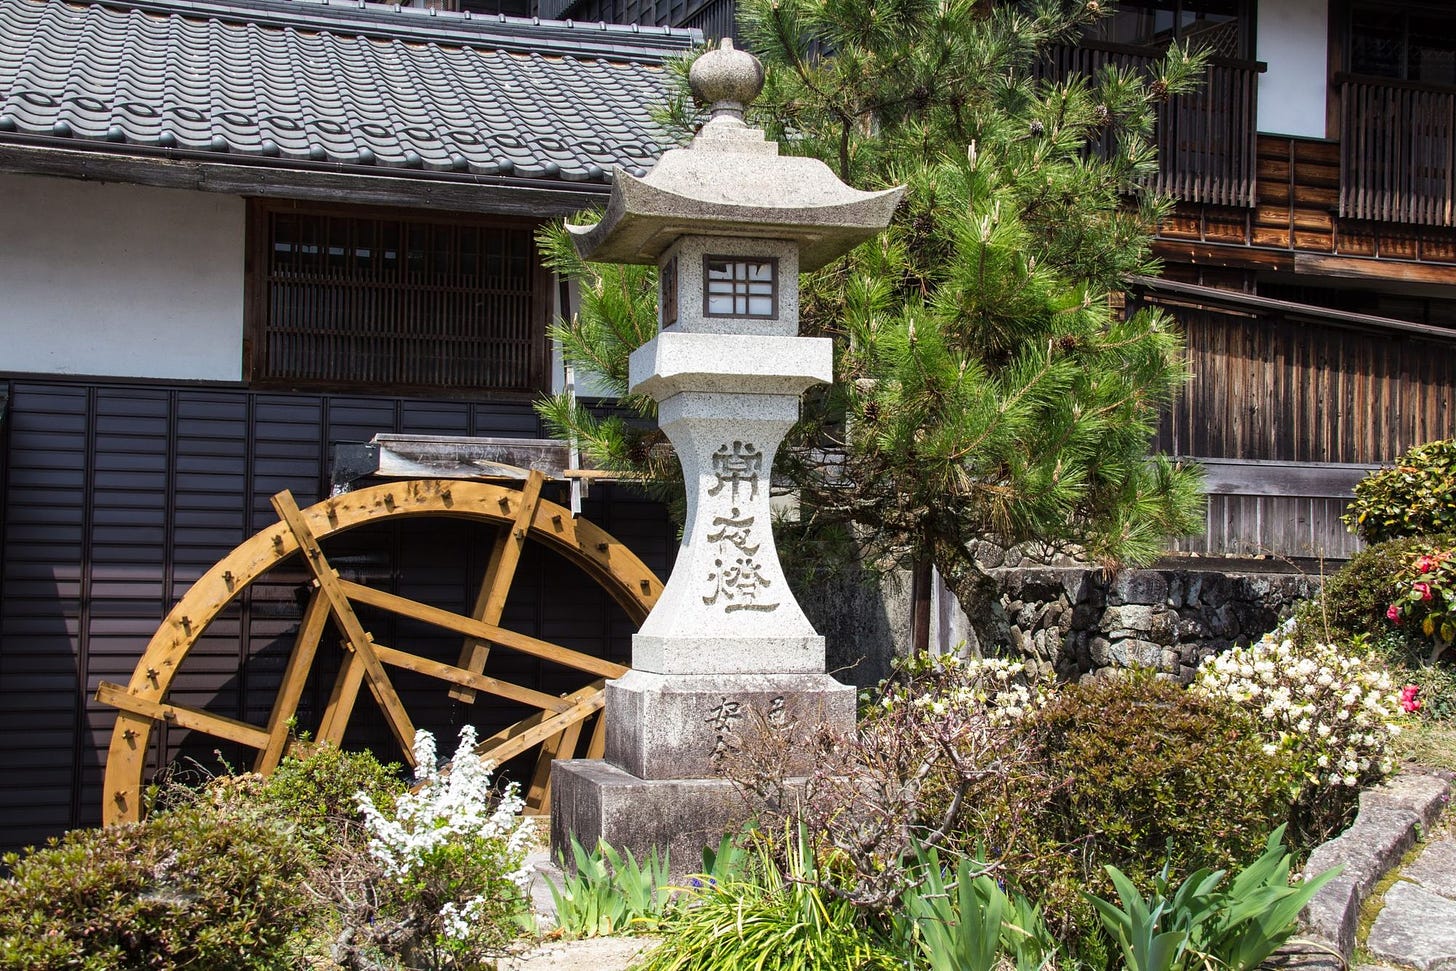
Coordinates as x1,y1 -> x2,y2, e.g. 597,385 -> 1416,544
96,682 -> 270,750
474,681 -> 606,768
451,470 -> 546,704
338,578 -> 629,679
318,650 -> 365,746
372,640 -> 571,713
254,588 -> 331,773
584,709 -> 607,760
272,490 -> 418,767
525,718 -> 584,814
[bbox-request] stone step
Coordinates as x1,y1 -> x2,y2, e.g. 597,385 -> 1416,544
1365,880 -> 1456,971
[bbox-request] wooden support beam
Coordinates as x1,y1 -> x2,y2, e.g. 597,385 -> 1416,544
318,651 -> 365,746
255,589 -> 330,773
338,578 -> 629,679
95,682 -> 270,750
474,683 -> 605,768
525,718 -> 583,814
451,470 -> 546,704
373,640 -> 571,713
272,490 -> 417,766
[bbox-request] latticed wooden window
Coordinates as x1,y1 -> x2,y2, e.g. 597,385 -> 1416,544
247,203 -> 548,394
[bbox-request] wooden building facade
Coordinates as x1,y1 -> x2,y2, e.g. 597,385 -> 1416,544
0,0 -> 694,850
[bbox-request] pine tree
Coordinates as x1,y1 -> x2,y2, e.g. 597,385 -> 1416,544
537,0 -> 1208,653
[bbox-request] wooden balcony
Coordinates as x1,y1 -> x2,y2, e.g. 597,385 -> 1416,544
1041,41 -> 1262,208
1339,74 -> 1456,228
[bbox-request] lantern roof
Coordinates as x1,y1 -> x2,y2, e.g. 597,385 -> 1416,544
567,39 -> 903,272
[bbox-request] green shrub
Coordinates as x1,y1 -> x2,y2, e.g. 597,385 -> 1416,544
1386,544 -> 1456,658
636,826 -> 902,971
1344,439 -> 1456,543
548,838 -> 671,938
1293,533 -> 1456,645
0,802 -> 309,971
258,739 -> 404,854
1086,826 -> 1341,971
1032,673 -> 1296,899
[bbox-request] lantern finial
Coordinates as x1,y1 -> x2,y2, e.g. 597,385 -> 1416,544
688,38 -> 765,124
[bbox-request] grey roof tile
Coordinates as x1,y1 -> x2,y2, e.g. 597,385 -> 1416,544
0,0 -> 694,187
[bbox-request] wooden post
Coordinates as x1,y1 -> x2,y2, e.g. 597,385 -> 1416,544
450,470 -> 546,703
272,490 -> 418,766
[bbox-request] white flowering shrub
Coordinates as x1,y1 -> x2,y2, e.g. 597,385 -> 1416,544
356,725 -> 535,969
871,652 -> 1058,725
1194,629 -> 1405,793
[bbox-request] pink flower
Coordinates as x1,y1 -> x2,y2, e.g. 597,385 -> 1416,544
1388,604 -> 1402,623
1414,582 -> 1433,601
1416,555 -> 1436,574
1400,685 -> 1422,714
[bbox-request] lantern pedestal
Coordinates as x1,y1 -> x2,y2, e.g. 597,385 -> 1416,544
549,37 -> 901,874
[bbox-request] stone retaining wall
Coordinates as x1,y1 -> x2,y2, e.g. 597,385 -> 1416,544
805,564 -> 1325,688
999,567 -> 1322,682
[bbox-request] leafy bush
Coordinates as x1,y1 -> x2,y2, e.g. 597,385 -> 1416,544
1386,544 -> 1456,660
0,801 -> 309,970
1087,826 -> 1341,971
896,845 -> 1057,971
1344,438 -> 1456,543
720,652 -> 1057,916
548,838 -> 671,938
350,726 -> 536,970
1195,628 -> 1405,844
636,826 -> 902,971
259,739 -> 404,855
1033,672 -> 1296,899
1294,534 -> 1456,644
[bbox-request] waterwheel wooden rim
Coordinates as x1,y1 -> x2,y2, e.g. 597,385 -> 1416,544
98,476 -> 661,825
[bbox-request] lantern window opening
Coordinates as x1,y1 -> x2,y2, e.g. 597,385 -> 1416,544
661,255 -> 679,326
703,255 -> 778,319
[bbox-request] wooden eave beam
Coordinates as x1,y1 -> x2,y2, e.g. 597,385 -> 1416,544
1151,238 -> 1456,288
0,141 -> 607,219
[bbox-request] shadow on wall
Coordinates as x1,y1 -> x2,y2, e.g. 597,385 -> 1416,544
795,567 -> 908,692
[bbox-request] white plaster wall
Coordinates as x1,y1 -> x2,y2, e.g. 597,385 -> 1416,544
1257,0 -> 1329,139
0,173 -> 244,381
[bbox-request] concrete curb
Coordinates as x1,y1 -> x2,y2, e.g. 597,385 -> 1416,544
1295,770 -> 1453,960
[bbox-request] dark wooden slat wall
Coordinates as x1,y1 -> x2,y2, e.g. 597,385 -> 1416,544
1155,307 -> 1456,558
1157,308 -> 1456,464
0,380 -> 674,852
1040,42 -> 1261,209
1340,77 -> 1456,228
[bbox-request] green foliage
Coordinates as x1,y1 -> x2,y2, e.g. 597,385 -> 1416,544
1388,544 -> 1456,656
1291,534 -> 1456,725
548,838 -> 672,938
542,0 -> 1209,650
257,740 -> 404,855
1295,534 -> 1456,645
1344,439 -> 1456,543
0,802 -> 309,971
637,825 -> 902,971
1087,827 -> 1341,971
1033,673 -> 1296,898
896,845 -> 1057,971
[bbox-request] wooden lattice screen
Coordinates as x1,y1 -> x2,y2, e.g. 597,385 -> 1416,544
248,204 -> 548,394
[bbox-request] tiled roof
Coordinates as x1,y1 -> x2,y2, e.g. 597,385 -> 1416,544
0,0 -> 698,185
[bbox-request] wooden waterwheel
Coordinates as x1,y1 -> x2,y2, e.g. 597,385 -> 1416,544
96,473 -> 662,825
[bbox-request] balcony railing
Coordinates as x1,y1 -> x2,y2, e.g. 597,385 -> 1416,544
1339,74 -> 1456,228
1041,41 -> 1262,208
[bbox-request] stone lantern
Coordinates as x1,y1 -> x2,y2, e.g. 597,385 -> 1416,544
551,39 -> 903,870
